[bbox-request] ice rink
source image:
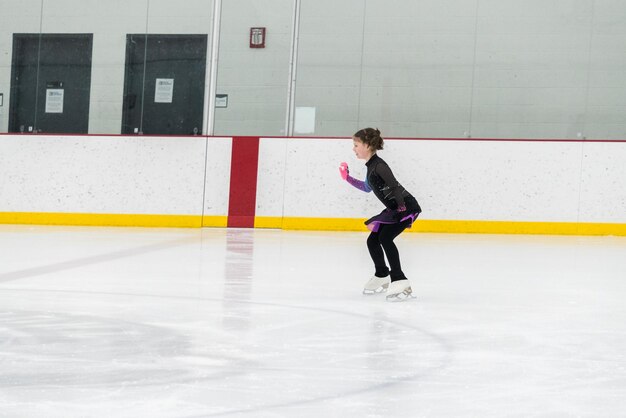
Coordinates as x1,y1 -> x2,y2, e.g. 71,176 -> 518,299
1,225 -> 625,417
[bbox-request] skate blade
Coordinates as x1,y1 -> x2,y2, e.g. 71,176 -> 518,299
385,289 -> 415,302
362,284 -> 389,295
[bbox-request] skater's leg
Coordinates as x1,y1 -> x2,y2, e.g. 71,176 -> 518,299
366,231 -> 389,278
375,220 -> 415,301
378,220 -> 411,281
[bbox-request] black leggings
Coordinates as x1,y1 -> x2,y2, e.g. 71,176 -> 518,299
366,219 -> 411,281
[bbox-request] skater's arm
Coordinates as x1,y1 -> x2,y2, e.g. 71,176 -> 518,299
346,175 -> 372,192
339,162 -> 372,192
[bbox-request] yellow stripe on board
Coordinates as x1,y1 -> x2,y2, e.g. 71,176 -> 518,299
280,217 -> 369,231
0,212 -> 202,228
413,219 -> 626,235
254,216 -> 283,229
413,220 -> 582,235
576,222 -> 626,236
259,216 -> 626,236
202,216 -> 228,228
1,212 -> 626,236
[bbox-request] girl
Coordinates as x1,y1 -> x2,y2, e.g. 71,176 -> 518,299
339,128 -> 421,301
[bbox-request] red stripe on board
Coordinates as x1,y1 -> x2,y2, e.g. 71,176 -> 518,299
227,136 -> 260,228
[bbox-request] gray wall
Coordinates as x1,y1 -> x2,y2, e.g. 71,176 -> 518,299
214,0 -> 293,136
1,0 -> 626,139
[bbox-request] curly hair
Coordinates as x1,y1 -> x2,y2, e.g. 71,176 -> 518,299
353,128 -> 384,150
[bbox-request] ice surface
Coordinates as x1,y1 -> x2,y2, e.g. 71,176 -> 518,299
1,225 -> 625,417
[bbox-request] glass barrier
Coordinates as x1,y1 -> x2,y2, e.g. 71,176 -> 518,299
1,0 -> 625,139
4,0 -> 213,135
212,0 -> 293,136
3,0 -> 43,134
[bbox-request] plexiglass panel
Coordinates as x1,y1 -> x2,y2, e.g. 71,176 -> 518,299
213,0 -> 293,136
3,0 -> 212,135
2,0 -> 626,138
2,0 -> 42,133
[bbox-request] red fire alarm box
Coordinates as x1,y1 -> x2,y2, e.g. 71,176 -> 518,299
250,27 -> 266,48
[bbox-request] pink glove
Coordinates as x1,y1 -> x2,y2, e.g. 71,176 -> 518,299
339,162 -> 349,180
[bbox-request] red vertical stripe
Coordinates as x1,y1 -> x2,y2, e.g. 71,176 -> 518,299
227,136 -> 260,228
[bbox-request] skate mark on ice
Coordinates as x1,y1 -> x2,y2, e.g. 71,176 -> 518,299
2,287 -> 453,417
0,237 -> 197,284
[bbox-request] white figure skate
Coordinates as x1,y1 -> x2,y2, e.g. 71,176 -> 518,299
385,279 -> 415,301
363,275 -> 390,294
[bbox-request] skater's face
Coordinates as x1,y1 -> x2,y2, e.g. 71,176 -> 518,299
352,137 -> 374,160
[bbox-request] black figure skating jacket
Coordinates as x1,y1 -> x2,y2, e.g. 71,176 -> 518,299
365,154 -> 419,212
361,154 -> 421,232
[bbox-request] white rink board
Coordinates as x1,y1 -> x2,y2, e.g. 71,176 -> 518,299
0,135 -> 207,215
203,137 -> 233,217
255,138 -> 288,217
398,139 -> 584,222
1,135 -> 626,225
255,137 -> 625,223
579,141 -> 626,223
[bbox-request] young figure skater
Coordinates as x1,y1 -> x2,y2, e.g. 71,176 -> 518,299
339,128 -> 421,301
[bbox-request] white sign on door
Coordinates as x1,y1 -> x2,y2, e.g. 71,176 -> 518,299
45,89 -> 64,113
155,78 -> 174,103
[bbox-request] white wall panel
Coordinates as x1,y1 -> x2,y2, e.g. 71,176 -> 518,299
256,138 -> 287,217
0,135 -> 207,215
579,142 -> 626,223
281,138 -> 375,218
256,137 -> 597,223
203,137 -> 232,216
397,140 -> 583,222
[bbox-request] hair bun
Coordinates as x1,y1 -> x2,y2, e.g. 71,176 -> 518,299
354,127 -> 384,151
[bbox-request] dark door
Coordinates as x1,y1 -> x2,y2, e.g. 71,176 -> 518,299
122,34 -> 207,135
9,34 -> 93,134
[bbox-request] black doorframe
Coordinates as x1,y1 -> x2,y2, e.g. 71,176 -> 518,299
9,33 -> 93,134
122,34 -> 208,135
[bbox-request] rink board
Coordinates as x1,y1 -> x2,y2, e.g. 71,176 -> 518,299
1,134 -> 626,235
